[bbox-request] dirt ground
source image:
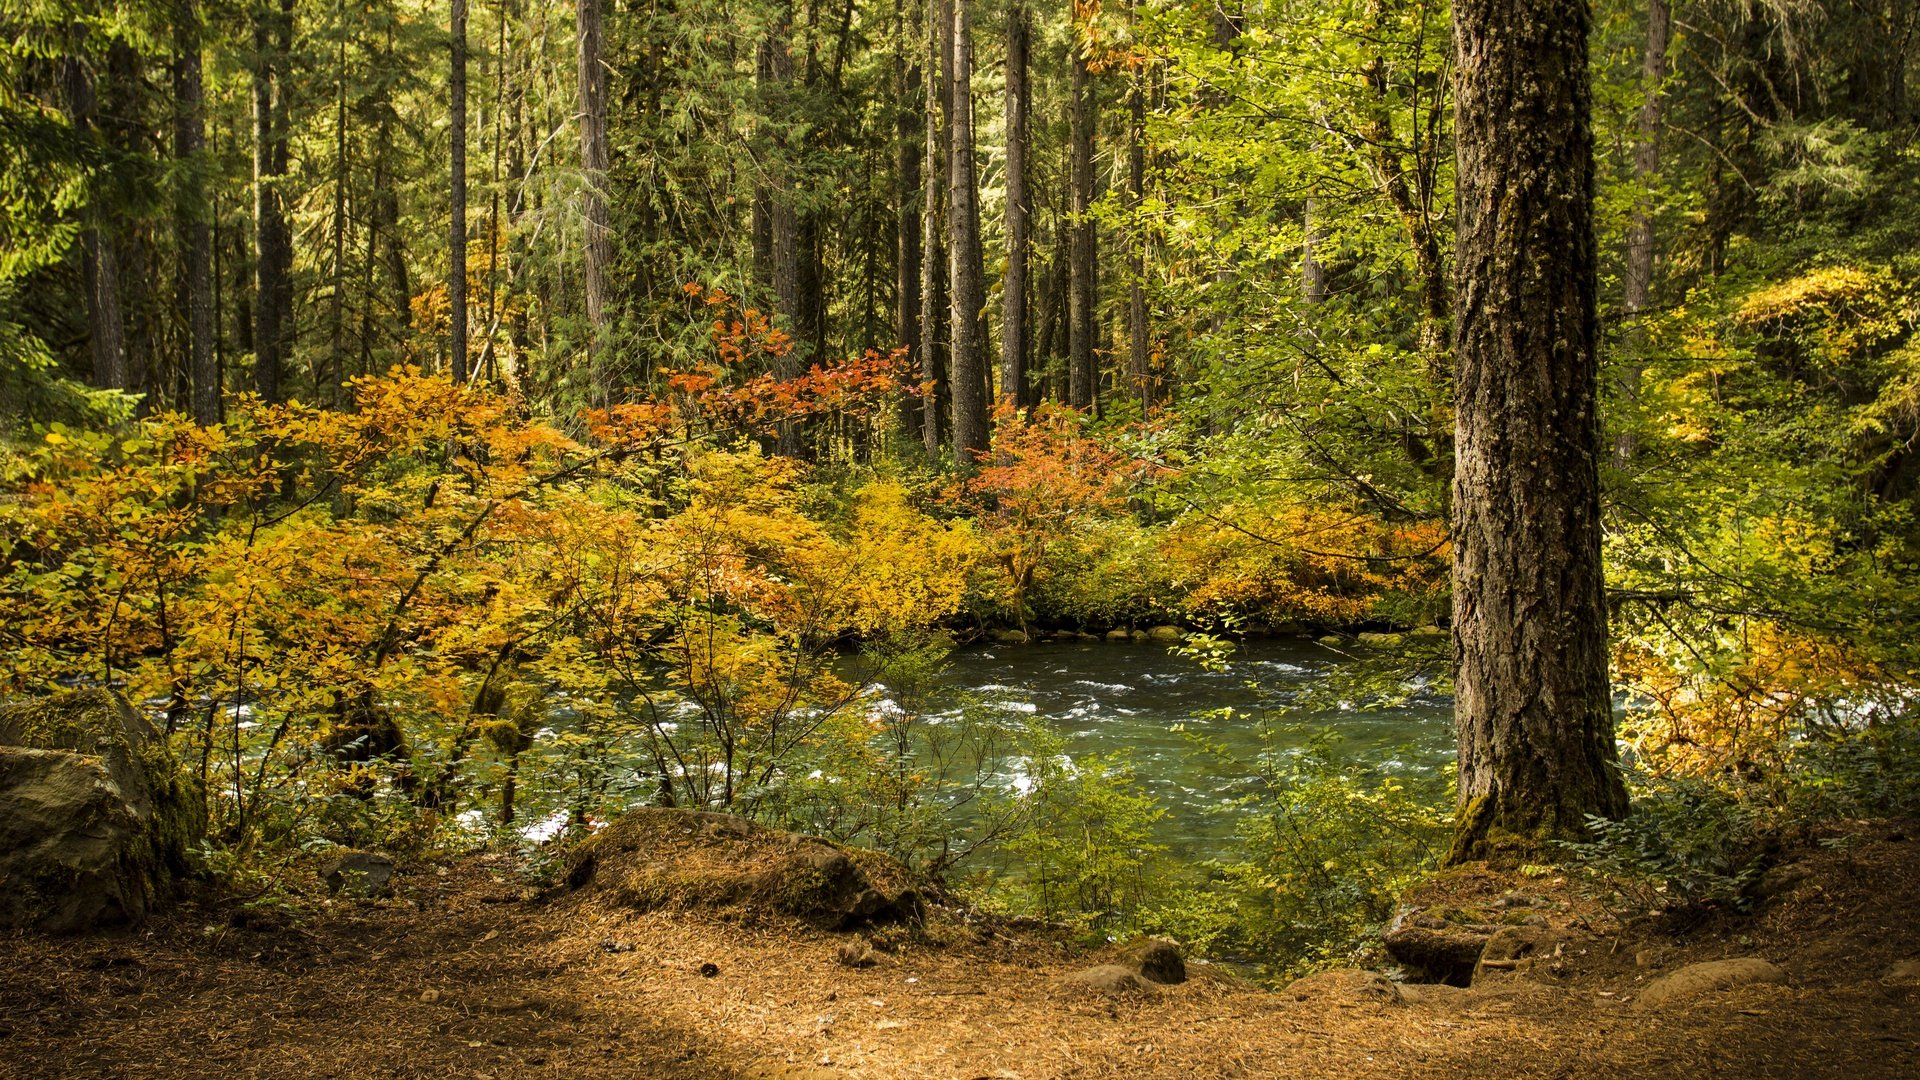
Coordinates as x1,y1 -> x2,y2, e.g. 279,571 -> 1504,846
5,820 -> 1919,1080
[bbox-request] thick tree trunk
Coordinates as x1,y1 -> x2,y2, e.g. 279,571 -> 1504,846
1067,46 -> 1097,410
1126,66 -> 1150,409
1000,3 -> 1030,409
577,0 -> 614,397
919,0 -> 948,452
894,0 -> 924,434
1614,0 -> 1669,465
326,13 -> 351,404
66,59 -> 129,393
252,0 -> 294,404
947,0 -> 988,460
1448,0 -> 1627,862
175,0 -> 217,423
450,0 -> 469,383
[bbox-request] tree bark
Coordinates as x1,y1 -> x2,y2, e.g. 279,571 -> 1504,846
252,0 -> 294,404
326,5 -> 351,404
450,0 -> 470,383
65,59 -> 128,393
1000,3 -> 1030,409
919,0 -> 948,452
176,0 -> 217,423
947,0 -> 988,460
1067,45 -> 1096,410
1447,0 -> 1627,862
894,0 -> 924,433
1614,0 -> 1669,465
577,0 -> 614,398
1126,63 -> 1150,409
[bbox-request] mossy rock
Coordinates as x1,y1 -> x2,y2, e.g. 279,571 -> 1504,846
565,808 -> 921,930
0,690 -> 205,931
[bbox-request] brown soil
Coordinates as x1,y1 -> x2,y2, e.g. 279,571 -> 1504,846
4,820 -> 1918,1079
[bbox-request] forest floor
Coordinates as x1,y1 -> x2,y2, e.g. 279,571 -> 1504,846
5,819 -> 1919,1080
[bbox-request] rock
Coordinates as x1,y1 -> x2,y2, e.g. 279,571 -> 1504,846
990,629 -> 1030,645
565,808 -> 920,930
1061,964 -> 1160,995
1636,958 -> 1786,1010
1355,631 -> 1404,647
836,941 -> 877,968
0,690 -> 204,931
1115,936 -> 1186,985
1130,630 -> 1151,643
1282,968 -> 1402,1005
1384,919 -> 1492,986
321,850 -> 396,896
1881,959 -> 1920,988
1105,629 -> 1132,642
1145,625 -> 1184,643
1406,625 -> 1448,639
1473,924 -> 1569,983
1752,863 -> 1811,900
1316,635 -> 1344,647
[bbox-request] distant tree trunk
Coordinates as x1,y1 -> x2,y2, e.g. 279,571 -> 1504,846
252,0 -> 294,404
895,0 -> 924,432
1447,0 -> 1628,862
1614,0 -> 1669,466
1126,64 -> 1150,409
1302,199 -> 1328,305
919,0 -> 948,452
450,0 -> 469,383
175,0 -> 217,423
326,8 -> 351,404
947,0 -> 988,460
577,0 -> 614,398
1067,45 -> 1096,410
1000,2 -> 1030,409
65,58 -> 129,393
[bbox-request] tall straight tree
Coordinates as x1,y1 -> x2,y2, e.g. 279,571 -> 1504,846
252,0 -> 293,403
1126,60 -> 1149,408
1614,0 -> 1670,464
1000,1 -> 1030,409
1066,36 -> 1096,410
894,0 -> 923,426
919,0 -> 948,452
577,0 -> 613,399
947,0 -> 988,459
64,57 -> 128,392
1447,0 -> 1628,861
449,0 -> 469,383
174,0 -> 217,423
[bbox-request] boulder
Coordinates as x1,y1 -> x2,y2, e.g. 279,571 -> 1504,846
1145,626 -> 1184,643
1636,958 -> 1786,1010
1355,631 -> 1404,647
565,808 -> 920,930
1115,936 -> 1187,985
1105,629 -> 1133,642
0,690 -> 204,931
1061,963 -> 1161,995
1384,917 -> 1493,986
321,850 -> 396,896
990,629 -> 1030,645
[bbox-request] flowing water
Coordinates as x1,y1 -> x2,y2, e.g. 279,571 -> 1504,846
936,637 -> 1456,860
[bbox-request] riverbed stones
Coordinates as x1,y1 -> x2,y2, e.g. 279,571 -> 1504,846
566,808 -> 920,930
1105,629 -> 1132,642
0,690 -> 204,931
1636,958 -> 1786,1010
1145,625 -> 1183,643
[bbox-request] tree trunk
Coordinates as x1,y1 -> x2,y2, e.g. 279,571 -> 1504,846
1067,45 -> 1096,410
175,0 -> 217,423
1126,64 -> 1150,409
919,0 -> 948,452
326,6 -> 351,404
450,0 -> 470,383
1613,0 -> 1669,465
252,0 -> 294,404
66,57 -> 129,394
947,0 -> 988,460
1000,2 -> 1030,409
577,0 -> 614,398
894,0 -> 924,434
1447,0 -> 1628,862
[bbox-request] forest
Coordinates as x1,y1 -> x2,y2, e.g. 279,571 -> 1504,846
3,0 -> 1920,1058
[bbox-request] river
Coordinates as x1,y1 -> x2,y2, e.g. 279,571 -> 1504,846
933,636 -> 1456,859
